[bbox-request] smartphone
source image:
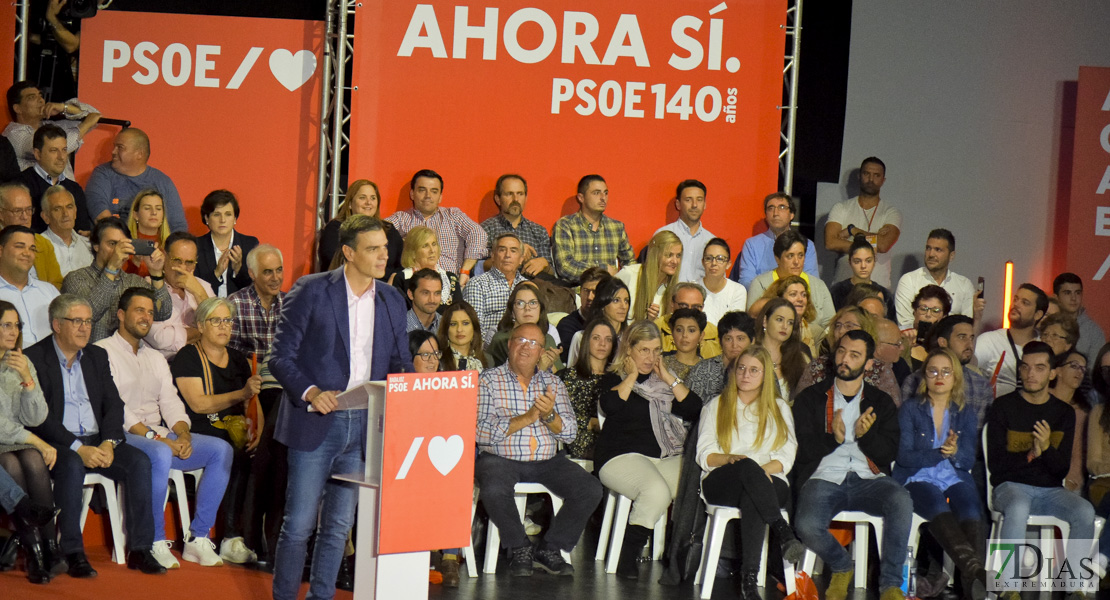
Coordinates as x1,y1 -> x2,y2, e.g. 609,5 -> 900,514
977,276 -> 985,301
132,239 -> 156,256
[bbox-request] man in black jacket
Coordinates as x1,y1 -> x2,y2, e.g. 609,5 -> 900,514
792,330 -> 911,600
26,294 -> 165,577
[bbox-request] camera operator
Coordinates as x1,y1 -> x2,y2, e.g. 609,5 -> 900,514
29,0 -> 83,102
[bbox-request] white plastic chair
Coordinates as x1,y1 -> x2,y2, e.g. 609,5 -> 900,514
694,505 -> 798,600
481,482 -> 572,573
166,469 -> 204,539
594,489 -> 667,572
799,510 -> 886,587
78,474 -> 126,565
462,486 -> 480,578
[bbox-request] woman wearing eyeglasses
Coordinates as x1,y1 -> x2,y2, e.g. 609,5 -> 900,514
1039,313 -> 1080,359
409,330 -> 444,373
485,282 -> 562,371
905,285 -> 951,369
172,297 -> 263,566
695,345 -> 803,600
595,320 -> 701,579
1050,349 -> 1092,494
699,238 -> 746,327
894,348 -> 986,600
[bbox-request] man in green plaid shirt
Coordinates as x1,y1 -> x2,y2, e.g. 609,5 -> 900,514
551,174 -> 634,281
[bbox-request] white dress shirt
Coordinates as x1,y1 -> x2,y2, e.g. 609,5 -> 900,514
0,274 -> 60,347
96,331 -> 191,436
346,276 -> 376,390
41,228 -> 93,278
145,278 -> 215,360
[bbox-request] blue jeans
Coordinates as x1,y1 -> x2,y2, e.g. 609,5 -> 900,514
126,432 -> 233,541
0,463 -> 26,512
795,473 -> 914,591
993,481 -> 1095,562
904,480 -> 982,521
272,410 -> 365,600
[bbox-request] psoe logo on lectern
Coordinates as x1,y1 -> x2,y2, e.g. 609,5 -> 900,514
394,435 -> 465,480
101,40 -> 317,91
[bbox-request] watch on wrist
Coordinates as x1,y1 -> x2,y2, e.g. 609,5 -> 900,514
670,377 -> 683,389
109,438 -> 123,448
541,411 -> 557,424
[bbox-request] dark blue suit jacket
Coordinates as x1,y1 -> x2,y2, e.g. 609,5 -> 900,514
270,268 -> 411,451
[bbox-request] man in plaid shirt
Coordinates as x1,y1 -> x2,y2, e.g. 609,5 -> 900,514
385,169 -> 487,283
552,174 -> 634,281
475,323 -> 602,577
479,174 -> 553,278
464,233 -> 526,344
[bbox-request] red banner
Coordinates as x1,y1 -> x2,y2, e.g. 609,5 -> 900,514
1065,66 -> 1110,331
0,2 -> 15,129
380,372 -> 478,554
75,11 -> 324,285
350,0 -> 786,252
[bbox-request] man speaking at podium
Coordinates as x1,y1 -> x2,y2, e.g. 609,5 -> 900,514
269,215 -> 411,600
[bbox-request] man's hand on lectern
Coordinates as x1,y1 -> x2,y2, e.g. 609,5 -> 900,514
309,388 -> 339,414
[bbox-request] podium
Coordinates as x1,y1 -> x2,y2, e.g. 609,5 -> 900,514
333,371 -> 479,599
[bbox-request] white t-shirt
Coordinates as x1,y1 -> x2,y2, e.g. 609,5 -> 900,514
702,278 -> 747,327
828,198 -> 903,287
893,267 -> 977,329
974,328 -> 1038,398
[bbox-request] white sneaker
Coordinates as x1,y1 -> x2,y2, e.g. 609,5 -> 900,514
219,537 -> 258,564
183,537 -> 224,567
152,540 -> 180,569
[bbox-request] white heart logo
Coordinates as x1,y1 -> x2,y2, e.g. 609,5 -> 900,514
427,435 -> 464,476
268,49 -> 317,91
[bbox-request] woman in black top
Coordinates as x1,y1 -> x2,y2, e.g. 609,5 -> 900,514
194,190 -> 259,297
317,180 -> 403,280
595,320 -> 701,579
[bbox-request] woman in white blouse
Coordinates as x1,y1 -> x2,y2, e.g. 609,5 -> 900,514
696,345 -> 804,600
700,238 -> 746,326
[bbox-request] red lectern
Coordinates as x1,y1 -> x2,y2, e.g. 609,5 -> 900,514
334,372 -> 478,599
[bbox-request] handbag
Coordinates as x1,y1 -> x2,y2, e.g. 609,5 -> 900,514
194,342 -> 249,450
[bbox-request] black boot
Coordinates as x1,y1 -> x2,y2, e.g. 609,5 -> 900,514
0,534 -> 16,571
771,519 -> 806,564
615,525 -> 652,580
928,514 -> 986,600
737,567 -> 762,600
42,536 -> 67,577
19,527 -> 52,584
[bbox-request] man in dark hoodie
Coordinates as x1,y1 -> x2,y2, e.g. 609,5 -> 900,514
792,329 -> 911,600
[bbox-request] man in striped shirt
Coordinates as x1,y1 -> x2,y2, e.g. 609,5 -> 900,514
475,323 -> 602,577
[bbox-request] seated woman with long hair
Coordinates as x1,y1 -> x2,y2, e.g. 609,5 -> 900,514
318,180 -> 403,280
616,230 -> 682,322
687,311 -> 756,403
753,298 -> 811,401
556,318 -> 617,460
595,320 -> 701,579
894,348 -> 986,599
486,282 -> 562,371
793,305 -> 903,405
696,345 -> 804,600
661,307 -> 706,380
567,277 -> 630,365
437,301 -> 486,372
124,188 -> 171,278
760,274 -> 822,355
392,226 -> 460,309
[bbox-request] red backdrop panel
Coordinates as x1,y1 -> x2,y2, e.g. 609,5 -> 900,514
351,1 -> 786,254
75,11 -> 323,285
0,1 -> 15,129
1065,66 -> 1110,331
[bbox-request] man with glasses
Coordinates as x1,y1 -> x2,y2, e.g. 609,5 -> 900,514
654,179 -> 715,283
0,224 -> 59,345
405,268 -> 444,333
464,233 -> 527,343
986,341 -> 1095,600
732,191 -> 819,288
654,282 -> 721,358
475,323 -> 602,577
143,232 -> 212,360
62,217 -> 171,343
0,182 -> 62,289
975,283 -> 1046,398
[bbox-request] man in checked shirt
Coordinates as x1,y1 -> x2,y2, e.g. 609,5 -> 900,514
475,322 -> 602,577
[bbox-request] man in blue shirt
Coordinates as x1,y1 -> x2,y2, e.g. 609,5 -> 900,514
731,192 -> 819,288
84,128 -> 187,232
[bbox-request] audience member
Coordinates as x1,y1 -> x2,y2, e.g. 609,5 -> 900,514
1087,342 -> 1110,577
0,225 -> 59,345
96,288 -> 233,569
699,238 -> 745,326
894,348 -> 986,600
792,330 -> 910,600
661,308 -> 706,380
464,233 -> 527,343
733,192 -> 819,287
144,232 -> 213,360
567,277 -> 630,365
26,294 -> 165,576
392,226 -> 460,308
847,280 -> 895,320
616,230 -> 681,322
437,301 -> 486,372
794,305 -> 901,406
696,345 -> 803,599
654,179 -> 714,283
904,285 -> 952,369
61,217 -> 171,343
975,283 -> 1046,398
85,129 -> 187,231
486,282 -> 562,371
655,282 -> 722,358
18,124 -> 91,233
409,330 -> 444,374
747,230 -> 834,329
874,318 -> 912,387
1051,349 -> 1091,493
556,319 -> 616,460
195,190 -> 259,298
3,81 -> 100,179
1053,272 -> 1106,365
0,137 -> 19,183
0,183 -> 61,289
122,189 -> 171,278
476,322 -> 602,577
386,169 -> 486,279
38,186 -> 91,277
0,464 -> 58,583
755,297 -> 812,399
760,275 -> 824,355
317,180 -> 403,279
829,236 -> 895,316
480,174 -> 553,278
825,157 -> 902,287
552,174 -> 634,280
1038,311 -> 1079,359
894,229 -> 976,328
405,268 -> 443,333
554,267 -> 608,363
172,297 -> 262,565
687,311 -> 755,402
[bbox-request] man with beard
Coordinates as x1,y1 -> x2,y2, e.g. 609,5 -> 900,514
465,233 -> 527,343
974,283 -> 1046,398
552,174 -> 634,280
18,124 -> 91,233
480,175 -> 552,278
825,157 -> 902,287
405,268 -> 443,333
792,330 -> 910,600
654,179 -> 715,283
96,287 -> 233,569
893,229 -> 978,329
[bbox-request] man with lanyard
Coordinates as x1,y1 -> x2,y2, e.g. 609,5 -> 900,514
824,157 -> 903,287
974,283 -> 1045,397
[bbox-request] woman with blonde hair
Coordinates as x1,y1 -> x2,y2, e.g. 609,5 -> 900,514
392,226 -> 460,308
124,188 -> 171,277
595,320 -> 701,579
894,348 -> 985,600
696,345 -> 803,600
316,179 -> 403,280
616,230 -> 682,322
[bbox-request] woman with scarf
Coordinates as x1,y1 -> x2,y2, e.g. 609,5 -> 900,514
595,320 -> 702,579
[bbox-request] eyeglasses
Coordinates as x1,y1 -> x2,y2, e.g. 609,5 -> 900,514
1,207 -> 34,216
169,258 -> 198,269
415,351 -> 442,361
635,347 -> 663,357
205,317 -> 235,327
925,368 -> 954,379
703,255 -> 728,264
765,204 -> 791,213
880,340 -> 903,349
0,322 -> 22,331
676,303 -> 705,311
734,364 -> 763,377
512,337 -> 543,349
513,299 -> 539,309
833,321 -> 861,332
1041,331 -> 1070,343
1062,361 -> 1087,375
61,317 -> 93,328
915,306 -> 944,315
